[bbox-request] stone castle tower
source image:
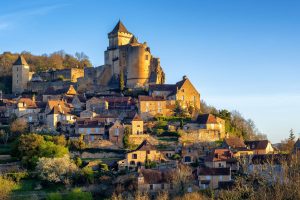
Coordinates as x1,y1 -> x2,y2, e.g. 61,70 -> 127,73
104,21 -> 165,88
12,55 -> 32,94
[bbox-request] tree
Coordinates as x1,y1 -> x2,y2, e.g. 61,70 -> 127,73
289,129 -> 296,141
10,118 -> 28,135
36,155 -> 78,184
171,164 -> 193,194
173,101 -> 188,117
17,134 -> 68,168
0,176 -> 16,200
119,69 -> 125,92
65,188 -> 93,200
0,129 -> 9,144
123,127 -> 131,149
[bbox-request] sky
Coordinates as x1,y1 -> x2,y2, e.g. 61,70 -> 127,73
0,0 -> 300,143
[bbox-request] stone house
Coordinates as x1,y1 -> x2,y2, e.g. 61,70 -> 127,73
12,55 -> 32,94
181,143 -> 206,164
204,148 -> 239,171
86,97 -> 108,112
149,76 -> 200,109
118,140 -> 165,170
138,95 -> 172,120
75,118 -> 106,142
46,105 -> 75,129
245,140 -> 274,155
131,114 -> 144,135
14,97 -> 40,118
196,114 -> 225,137
222,136 -> 253,157
109,120 -> 125,148
197,167 -> 232,189
137,168 -> 175,194
80,110 -> 97,119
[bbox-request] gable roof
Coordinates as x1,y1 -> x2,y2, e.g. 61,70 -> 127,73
198,167 -> 230,176
13,55 -> 29,66
134,140 -> 156,151
132,113 -> 143,121
224,137 -> 246,149
66,85 -> 77,96
139,168 -> 174,184
18,98 -> 37,108
245,140 -> 270,150
109,20 -> 131,35
149,84 -> 177,92
205,148 -> 234,162
197,114 -> 218,124
138,95 -> 165,101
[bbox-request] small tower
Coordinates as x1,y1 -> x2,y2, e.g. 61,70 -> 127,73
107,20 -> 133,49
12,55 -> 31,94
131,113 -> 143,135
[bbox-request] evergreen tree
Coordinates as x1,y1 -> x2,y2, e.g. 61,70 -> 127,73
289,129 -> 295,141
119,69 -> 125,92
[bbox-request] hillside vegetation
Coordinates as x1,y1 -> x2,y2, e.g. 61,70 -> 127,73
0,51 -> 92,76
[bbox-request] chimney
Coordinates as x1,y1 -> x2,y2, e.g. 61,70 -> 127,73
183,75 -> 187,80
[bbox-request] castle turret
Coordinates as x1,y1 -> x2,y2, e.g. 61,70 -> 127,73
108,20 -> 133,49
12,55 -> 31,94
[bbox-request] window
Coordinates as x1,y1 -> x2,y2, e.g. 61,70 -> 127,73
150,184 -> 153,190
145,55 -> 149,60
90,135 -> 94,141
132,154 -> 137,159
218,163 -> 222,168
130,161 -> 135,165
87,128 -> 91,134
137,125 -> 140,127
184,156 -> 191,163
114,128 -> 119,136
146,150 -> 150,154
161,184 -> 164,189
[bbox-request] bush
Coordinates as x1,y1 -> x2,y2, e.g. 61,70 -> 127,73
46,192 -> 63,200
0,176 -> 16,200
66,188 -> 93,200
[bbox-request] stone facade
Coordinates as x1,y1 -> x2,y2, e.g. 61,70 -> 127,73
149,76 -> 201,110
12,56 -> 32,94
78,21 -> 165,92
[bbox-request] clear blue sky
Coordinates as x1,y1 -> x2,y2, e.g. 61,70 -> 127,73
1,0 -> 300,143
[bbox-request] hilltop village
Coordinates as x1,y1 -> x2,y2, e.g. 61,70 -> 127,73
0,21 -> 299,199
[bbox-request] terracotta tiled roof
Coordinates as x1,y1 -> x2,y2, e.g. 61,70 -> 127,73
224,137 -> 246,148
18,98 -> 37,108
198,167 -> 230,176
205,148 -> 234,162
139,168 -> 174,184
47,100 -> 71,114
134,140 -> 156,151
197,114 -> 218,124
245,140 -> 270,150
77,118 -> 105,128
138,95 -> 165,101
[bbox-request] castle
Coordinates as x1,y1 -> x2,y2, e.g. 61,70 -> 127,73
77,21 -> 165,92
13,21 -> 165,94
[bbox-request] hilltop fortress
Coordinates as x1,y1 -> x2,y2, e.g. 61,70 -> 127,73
77,21 -> 165,92
12,21 -> 165,94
